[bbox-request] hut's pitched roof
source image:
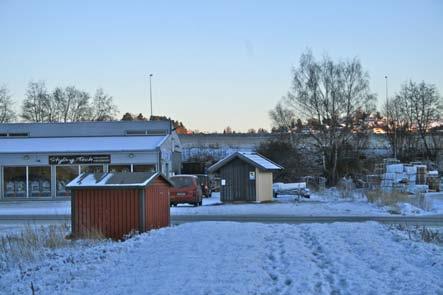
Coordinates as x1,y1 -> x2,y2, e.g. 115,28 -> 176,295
208,152 -> 283,173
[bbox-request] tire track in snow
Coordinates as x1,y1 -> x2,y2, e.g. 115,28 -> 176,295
300,226 -> 349,295
262,225 -> 294,295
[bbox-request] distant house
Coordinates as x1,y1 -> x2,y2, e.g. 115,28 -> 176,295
208,152 -> 282,202
0,121 -> 182,200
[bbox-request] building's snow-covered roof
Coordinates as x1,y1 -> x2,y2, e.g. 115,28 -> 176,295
0,120 -> 173,138
0,135 -> 168,154
208,152 -> 283,172
67,172 -> 173,188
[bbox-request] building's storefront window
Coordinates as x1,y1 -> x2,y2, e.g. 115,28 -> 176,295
133,164 -> 155,173
4,167 -> 27,198
81,165 -> 104,174
56,166 -> 79,196
109,165 -> 131,173
28,166 -> 51,197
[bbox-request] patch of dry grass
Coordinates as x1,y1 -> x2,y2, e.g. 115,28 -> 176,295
73,227 -> 106,240
0,223 -> 70,271
365,189 -> 410,206
389,224 -> 443,245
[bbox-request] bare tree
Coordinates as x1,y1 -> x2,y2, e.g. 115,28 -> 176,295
91,88 -> 118,121
71,90 -> 91,121
269,101 -> 296,132
387,81 -> 442,159
21,81 -> 51,122
276,50 -> 376,184
55,86 -> 91,122
0,86 -> 16,123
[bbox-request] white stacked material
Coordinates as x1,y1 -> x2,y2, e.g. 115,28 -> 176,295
407,184 -> 429,194
404,165 -> 417,174
428,170 -> 439,177
273,182 -> 306,193
405,166 -> 417,184
383,173 -> 395,180
381,173 -> 394,188
386,164 -> 404,173
395,173 -> 408,183
382,172 -> 407,184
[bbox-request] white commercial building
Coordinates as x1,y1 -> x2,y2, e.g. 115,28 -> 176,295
0,121 -> 182,200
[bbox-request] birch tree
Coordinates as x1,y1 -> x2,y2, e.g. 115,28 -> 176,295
274,51 -> 376,184
387,81 -> 442,159
0,86 -> 16,123
21,81 -> 51,122
91,88 -> 118,121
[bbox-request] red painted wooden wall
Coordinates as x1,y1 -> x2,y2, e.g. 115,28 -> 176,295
73,177 -> 170,240
145,177 -> 170,230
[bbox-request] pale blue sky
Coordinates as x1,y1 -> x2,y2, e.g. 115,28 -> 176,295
1,0 -> 442,132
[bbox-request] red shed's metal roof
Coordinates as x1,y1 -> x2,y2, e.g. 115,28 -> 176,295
67,172 -> 173,189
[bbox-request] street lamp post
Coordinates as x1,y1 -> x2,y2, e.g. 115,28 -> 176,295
385,75 -> 397,159
149,74 -> 153,118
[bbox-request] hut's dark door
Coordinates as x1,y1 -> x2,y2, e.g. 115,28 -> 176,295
220,158 -> 256,202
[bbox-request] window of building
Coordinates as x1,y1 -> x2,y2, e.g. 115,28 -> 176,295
4,167 -> 26,198
56,166 -> 79,197
8,132 -> 29,137
81,165 -> 104,174
28,166 -> 51,197
109,165 -> 131,173
132,164 -> 155,173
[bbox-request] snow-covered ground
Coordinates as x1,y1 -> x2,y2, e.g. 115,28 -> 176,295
1,191 -> 442,218
171,192 -> 391,216
0,201 -> 70,216
172,191 -> 443,216
1,222 -> 442,295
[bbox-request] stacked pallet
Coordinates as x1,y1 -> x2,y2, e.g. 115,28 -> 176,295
416,165 -> 427,185
427,170 -> 440,192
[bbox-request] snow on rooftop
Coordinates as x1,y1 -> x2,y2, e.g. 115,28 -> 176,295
239,152 -> 282,170
0,135 -> 168,154
208,151 -> 282,172
67,172 -> 160,188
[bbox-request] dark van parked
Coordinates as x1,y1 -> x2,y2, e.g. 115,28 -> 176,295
170,175 -> 203,207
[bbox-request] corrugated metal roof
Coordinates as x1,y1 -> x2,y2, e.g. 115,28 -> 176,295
67,172 -> 174,188
0,135 -> 168,153
208,152 -> 283,172
0,121 -> 172,137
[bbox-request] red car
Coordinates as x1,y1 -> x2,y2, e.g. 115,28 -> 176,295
170,175 -> 203,207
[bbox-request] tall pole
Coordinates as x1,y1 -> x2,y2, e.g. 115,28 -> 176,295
386,75 -> 397,159
149,74 -> 153,118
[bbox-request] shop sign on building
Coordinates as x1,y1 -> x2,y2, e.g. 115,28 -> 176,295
49,155 -> 111,165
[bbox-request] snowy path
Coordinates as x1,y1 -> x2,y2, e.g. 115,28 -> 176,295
1,222 -> 442,295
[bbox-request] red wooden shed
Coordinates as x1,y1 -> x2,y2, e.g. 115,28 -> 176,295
67,172 -> 172,240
